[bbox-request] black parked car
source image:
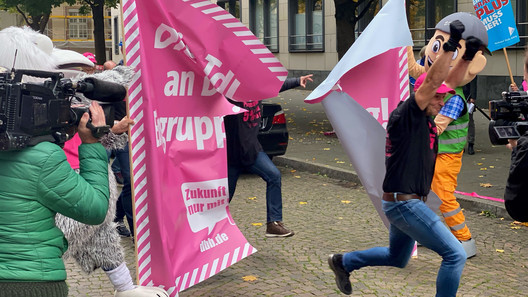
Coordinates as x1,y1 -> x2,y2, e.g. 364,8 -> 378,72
258,103 -> 289,158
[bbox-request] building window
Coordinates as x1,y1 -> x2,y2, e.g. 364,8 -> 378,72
512,0 -> 527,46
356,0 -> 382,37
68,9 -> 90,39
288,0 -> 324,52
249,0 -> 279,52
217,0 -> 241,19
406,0 -> 456,48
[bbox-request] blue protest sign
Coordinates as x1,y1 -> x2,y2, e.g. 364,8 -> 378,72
473,0 -> 520,52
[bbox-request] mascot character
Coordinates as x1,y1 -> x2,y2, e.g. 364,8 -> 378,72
0,26 -> 168,297
407,12 -> 489,259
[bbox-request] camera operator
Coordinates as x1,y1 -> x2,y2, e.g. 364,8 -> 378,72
0,102 -> 110,297
504,134 -> 528,222
504,48 -> 528,222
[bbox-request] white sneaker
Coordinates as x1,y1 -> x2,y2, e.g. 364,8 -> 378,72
461,238 -> 477,259
114,286 -> 169,297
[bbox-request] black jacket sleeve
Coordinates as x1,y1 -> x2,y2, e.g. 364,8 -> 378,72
279,77 -> 301,93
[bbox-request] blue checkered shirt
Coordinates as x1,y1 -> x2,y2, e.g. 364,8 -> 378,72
439,95 -> 464,120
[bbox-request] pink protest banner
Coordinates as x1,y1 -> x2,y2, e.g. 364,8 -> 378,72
337,47 -> 409,129
121,0 -> 288,295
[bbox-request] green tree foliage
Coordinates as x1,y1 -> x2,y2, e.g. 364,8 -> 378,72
0,0 -> 76,32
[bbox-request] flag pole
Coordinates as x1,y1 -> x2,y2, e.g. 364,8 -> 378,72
503,48 -> 515,85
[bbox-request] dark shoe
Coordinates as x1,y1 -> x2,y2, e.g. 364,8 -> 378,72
116,221 -> 131,237
328,254 -> 352,295
265,221 -> 294,237
467,143 -> 475,155
114,172 -> 124,185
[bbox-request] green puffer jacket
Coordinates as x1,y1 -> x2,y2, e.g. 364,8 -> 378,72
0,141 -> 109,282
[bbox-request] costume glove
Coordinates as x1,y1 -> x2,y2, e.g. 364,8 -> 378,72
443,20 -> 465,52
462,36 -> 483,61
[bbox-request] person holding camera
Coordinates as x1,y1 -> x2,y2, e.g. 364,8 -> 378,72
0,102 -> 110,297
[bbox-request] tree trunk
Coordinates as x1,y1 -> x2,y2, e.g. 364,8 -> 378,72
334,0 -> 357,60
38,14 -> 50,34
91,0 -> 107,65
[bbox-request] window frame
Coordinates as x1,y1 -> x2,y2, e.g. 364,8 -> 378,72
406,0 -> 457,49
249,0 -> 279,53
217,0 -> 242,20
288,0 -> 325,53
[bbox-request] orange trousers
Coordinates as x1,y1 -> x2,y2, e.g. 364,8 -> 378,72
430,151 -> 472,241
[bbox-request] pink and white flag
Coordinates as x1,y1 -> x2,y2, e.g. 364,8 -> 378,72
122,0 -> 287,295
305,0 -> 440,227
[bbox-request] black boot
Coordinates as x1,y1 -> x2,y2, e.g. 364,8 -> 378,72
467,143 -> 475,155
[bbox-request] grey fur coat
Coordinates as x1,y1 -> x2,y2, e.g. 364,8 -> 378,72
55,66 -> 135,272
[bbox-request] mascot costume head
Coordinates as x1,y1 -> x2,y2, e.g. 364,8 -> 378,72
408,12 -> 489,87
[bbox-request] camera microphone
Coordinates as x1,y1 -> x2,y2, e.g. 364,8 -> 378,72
74,77 -> 127,102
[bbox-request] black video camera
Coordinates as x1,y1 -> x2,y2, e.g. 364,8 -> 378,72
0,68 -> 127,151
488,91 -> 528,145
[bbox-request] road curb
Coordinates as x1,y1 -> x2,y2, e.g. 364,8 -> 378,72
274,155 -> 511,220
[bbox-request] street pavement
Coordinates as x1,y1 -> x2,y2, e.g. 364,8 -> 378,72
65,89 -> 528,296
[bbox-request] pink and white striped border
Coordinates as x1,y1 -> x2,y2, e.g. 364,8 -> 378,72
398,46 -> 410,102
164,243 -> 257,296
181,0 -> 287,82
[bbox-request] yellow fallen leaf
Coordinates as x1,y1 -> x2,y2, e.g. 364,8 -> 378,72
511,226 -> 521,229
323,148 -> 331,151
489,165 -> 495,168
248,196 -> 257,200
334,158 -> 339,161
336,161 -> 345,164
496,249 -> 504,253
477,163 -> 483,165
480,183 -> 493,188
290,169 -> 297,173
242,275 -> 258,282
341,200 -> 351,204
299,201 -> 308,205
480,168 -> 488,171
251,223 -> 262,226
513,221 -> 528,227
294,175 -> 301,178
479,175 -> 484,178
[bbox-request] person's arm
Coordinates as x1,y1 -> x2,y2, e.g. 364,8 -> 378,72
435,95 -> 465,134
414,20 -> 464,110
279,74 -> 313,92
38,102 -> 110,224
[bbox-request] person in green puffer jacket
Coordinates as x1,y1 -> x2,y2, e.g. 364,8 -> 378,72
0,102 -> 110,297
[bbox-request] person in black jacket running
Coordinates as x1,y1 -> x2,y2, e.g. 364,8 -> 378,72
225,75 -> 312,237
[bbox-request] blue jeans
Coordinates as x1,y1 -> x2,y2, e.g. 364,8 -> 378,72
228,151 -> 282,222
342,199 -> 466,297
107,143 -> 134,235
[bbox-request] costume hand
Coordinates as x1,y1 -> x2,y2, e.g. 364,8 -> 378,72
300,74 -> 313,88
78,102 -> 106,144
111,116 -> 135,134
462,36 -> 483,61
511,83 -> 519,91
443,20 -> 465,52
